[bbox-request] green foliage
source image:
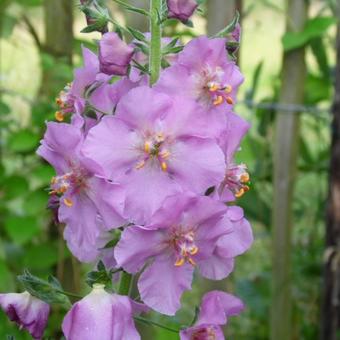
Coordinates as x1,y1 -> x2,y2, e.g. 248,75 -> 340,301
282,16 -> 336,51
4,216 -> 40,245
7,129 -> 40,153
17,270 -> 70,305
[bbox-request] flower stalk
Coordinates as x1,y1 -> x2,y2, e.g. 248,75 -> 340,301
149,0 -> 162,85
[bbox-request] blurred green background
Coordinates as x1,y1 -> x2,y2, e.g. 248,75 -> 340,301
0,0 -> 337,339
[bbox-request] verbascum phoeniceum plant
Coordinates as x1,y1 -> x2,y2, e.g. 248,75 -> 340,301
0,1 -> 253,339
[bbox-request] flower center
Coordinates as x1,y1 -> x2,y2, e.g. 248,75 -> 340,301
196,66 -> 233,107
55,83 -> 75,121
135,132 -> 171,172
223,163 -> 250,198
49,167 -> 89,207
170,229 -> 199,267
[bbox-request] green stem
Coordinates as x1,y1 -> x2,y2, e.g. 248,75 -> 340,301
118,271 -> 132,295
149,0 -> 162,85
134,316 -> 180,333
57,290 -> 83,299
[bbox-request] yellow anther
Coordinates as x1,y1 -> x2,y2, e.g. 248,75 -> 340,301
224,85 -> 233,94
226,96 -> 234,105
160,150 -> 171,160
59,186 -> 68,194
55,98 -> 63,106
50,177 -> 57,185
208,83 -> 219,92
161,161 -> 168,172
213,95 -> 224,106
188,258 -> 196,266
235,188 -> 245,198
174,258 -> 185,267
240,173 -> 250,183
55,111 -> 64,122
243,185 -> 250,192
63,198 -> 73,207
144,141 -> 151,153
189,246 -> 199,255
135,160 -> 145,170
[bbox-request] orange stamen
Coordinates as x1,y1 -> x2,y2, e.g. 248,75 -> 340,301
63,198 -> 73,207
55,111 -> 64,122
213,96 -> 224,106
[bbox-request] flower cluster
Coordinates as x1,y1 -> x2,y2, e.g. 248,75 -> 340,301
0,3 -> 252,339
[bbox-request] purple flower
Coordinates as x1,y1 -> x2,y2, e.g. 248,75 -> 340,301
226,23 -> 241,55
0,291 -> 50,339
55,47 -> 109,120
198,206 -> 253,280
156,36 -> 244,130
180,291 -> 244,340
167,0 -> 198,23
37,122 -> 125,262
62,284 -> 145,340
114,194 -> 251,315
82,86 -> 225,223
214,112 -> 251,202
99,32 -> 134,76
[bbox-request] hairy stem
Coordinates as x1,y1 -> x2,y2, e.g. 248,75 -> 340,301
149,0 -> 162,85
134,316 -> 180,333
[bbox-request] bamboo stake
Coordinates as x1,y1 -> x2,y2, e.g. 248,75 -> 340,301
271,1 -> 307,339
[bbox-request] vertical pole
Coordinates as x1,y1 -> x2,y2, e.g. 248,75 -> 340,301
271,1 -> 307,339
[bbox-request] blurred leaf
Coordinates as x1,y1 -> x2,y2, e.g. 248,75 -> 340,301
246,60 -> 264,104
18,270 -> 70,305
238,186 -> 271,227
305,73 -> 331,104
4,216 -> 40,245
215,11 -> 240,38
7,130 -> 40,153
0,260 -> 14,291
0,100 -> 10,115
23,190 -> 48,215
310,37 -> 329,79
282,16 -> 336,51
23,244 -> 58,270
1,14 -> 16,38
16,0 -> 42,6
2,175 -> 29,200
31,165 -> 55,186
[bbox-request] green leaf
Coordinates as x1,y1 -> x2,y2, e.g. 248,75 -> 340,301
4,216 -> 40,245
215,11 -> 240,38
23,190 -> 48,216
31,164 -> 55,186
0,260 -> 14,291
305,73 -> 331,104
17,270 -> 70,305
310,37 -> 329,79
2,175 -> 29,200
282,16 -> 336,51
86,261 -> 115,289
1,14 -> 17,38
23,244 -> 58,270
245,60 -> 264,104
0,100 -> 10,115
127,27 -> 147,42
113,0 -> 149,16
7,129 -> 40,153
